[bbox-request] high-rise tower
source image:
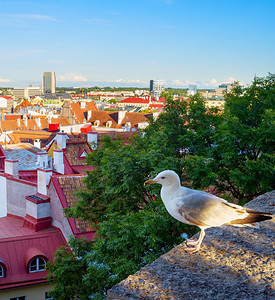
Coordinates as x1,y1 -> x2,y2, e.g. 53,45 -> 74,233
149,79 -> 165,99
42,71 -> 56,94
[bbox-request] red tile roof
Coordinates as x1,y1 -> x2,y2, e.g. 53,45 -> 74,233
119,97 -> 150,104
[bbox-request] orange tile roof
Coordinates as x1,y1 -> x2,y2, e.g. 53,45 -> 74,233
0,120 -> 21,132
50,117 -> 71,126
87,111 -> 121,128
120,112 -> 151,128
70,102 -> 85,124
84,101 -> 98,111
14,100 -> 33,112
7,130 -> 55,146
4,115 -> 22,121
40,118 -> 49,129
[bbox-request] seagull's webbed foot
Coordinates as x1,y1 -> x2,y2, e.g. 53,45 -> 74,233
184,229 -> 205,254
184,244 -> 201,253
186,238 -> 200,246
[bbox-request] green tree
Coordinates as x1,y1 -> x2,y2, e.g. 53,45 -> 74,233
184,74 -> 275,199
48,75 -> 275,298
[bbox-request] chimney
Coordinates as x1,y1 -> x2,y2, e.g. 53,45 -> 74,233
5,159 -> 19,178
56,132 -> 67,149
37,152 -> 48,168
87,110 -> 92,121
118,111 -> 126,125
17,118 -> 20,128
24,192 -> 52,231
53,150 -> 64,174
35,118 -> 41,129
37,168 -> 52,195
34,139 -> 41,149
87,131 -> 98,150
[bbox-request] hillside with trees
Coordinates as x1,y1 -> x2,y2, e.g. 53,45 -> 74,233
47,74 -> 275,299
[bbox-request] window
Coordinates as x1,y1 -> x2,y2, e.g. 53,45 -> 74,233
45,292 -> 52,300
0,265 -> 4,278
29,257 -> 46,273
10,297 -> 26,300
0,261 -> 6,278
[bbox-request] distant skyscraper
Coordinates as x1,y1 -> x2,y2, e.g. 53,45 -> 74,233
187,85 -> 197,96
149,79 -> 165,99
42,71 -> 56,94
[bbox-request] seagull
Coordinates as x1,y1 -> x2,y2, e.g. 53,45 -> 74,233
144,170 -> 273,253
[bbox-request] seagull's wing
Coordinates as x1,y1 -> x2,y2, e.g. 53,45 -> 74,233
177,191 -> 250,227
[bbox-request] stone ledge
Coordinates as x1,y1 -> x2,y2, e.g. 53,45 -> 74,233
107,191 -> 275,300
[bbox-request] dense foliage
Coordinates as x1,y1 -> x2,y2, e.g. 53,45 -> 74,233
48,74 -> 274,299
183,74 -> 275,199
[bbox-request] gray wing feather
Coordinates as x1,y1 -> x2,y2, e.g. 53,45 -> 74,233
177,191 -> 248,227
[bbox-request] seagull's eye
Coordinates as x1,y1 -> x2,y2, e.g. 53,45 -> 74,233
161,176 -> 165,179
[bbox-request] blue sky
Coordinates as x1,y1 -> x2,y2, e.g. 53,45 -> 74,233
0,0 -> 274,88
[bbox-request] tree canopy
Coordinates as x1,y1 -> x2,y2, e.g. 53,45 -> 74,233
48,74 -> 275,299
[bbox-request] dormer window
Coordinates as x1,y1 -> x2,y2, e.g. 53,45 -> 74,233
78,147 -> 88,159
29,257 -> 46,273
0,265 -> 4,278
106,121 -> 112,128
0,260 -> 6,278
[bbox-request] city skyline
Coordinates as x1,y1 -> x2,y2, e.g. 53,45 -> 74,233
0,0 -> 274,89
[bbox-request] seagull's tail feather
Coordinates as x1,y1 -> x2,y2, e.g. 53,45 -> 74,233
225,209 -> 273,226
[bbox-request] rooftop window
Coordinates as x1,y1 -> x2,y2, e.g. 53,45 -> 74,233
0,265 -> 4,278
0,260 -> 6,278
29,257 -> 46,273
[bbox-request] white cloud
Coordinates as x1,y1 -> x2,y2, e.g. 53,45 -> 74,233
0,13 -> 57,22
112,79 -> 147,84
82,18 -> 109,24
170,79 -> 196,87
0,49 -> 44,61
0,78 -> 12,83
58,73 -> 88,82
200,77 -> 242,88
227,76 -> 238,83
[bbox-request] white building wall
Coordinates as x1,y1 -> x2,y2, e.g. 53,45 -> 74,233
0,175 -> 7,218
6,179 -> 36,217
48,181 -> 74,242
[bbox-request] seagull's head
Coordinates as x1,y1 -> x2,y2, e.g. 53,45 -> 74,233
144,170 -> 181,188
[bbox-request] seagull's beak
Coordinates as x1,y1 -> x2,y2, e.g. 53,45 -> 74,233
144,179 -> 156,186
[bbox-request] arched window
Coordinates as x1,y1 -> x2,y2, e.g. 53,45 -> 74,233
0,265 -> 4,278
0,260 -> 6,278
29,257 -> 46,273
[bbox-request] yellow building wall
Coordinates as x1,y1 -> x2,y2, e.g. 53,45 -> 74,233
0,282 -> 53,300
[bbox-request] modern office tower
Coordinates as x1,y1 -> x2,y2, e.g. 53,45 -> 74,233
149,79 -> 165,99
42,71 -> 56,94
187,84 -> 197,96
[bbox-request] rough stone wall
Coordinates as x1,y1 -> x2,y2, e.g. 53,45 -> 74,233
107,191 -> 275,300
